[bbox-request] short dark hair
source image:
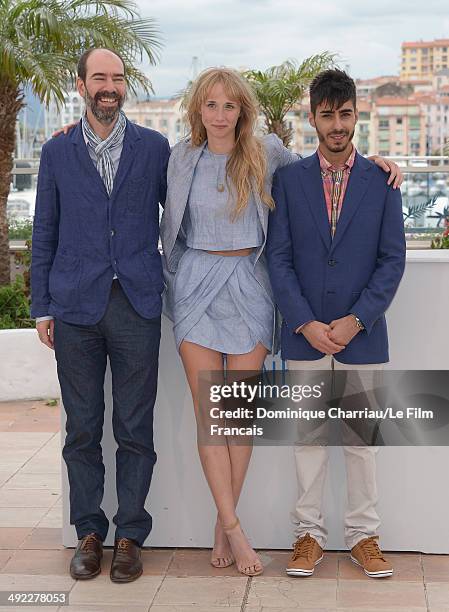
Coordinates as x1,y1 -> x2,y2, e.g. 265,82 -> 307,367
309,69 -> 356,115
77,48 -> 126,82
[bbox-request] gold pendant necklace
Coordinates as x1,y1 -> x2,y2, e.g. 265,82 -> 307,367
207,145 -> 226,193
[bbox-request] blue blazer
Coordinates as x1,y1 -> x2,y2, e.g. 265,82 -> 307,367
31,120 -> 170,324
266,151 -> 406,364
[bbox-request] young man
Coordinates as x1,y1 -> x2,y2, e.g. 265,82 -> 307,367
266,69 -> 406,578
31,48 -> 170,582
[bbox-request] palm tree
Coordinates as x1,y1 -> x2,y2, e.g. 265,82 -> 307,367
0,0 -> 162,286
243,53 -> 336,148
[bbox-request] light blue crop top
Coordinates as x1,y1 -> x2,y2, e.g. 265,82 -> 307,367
184,147 -> 264,250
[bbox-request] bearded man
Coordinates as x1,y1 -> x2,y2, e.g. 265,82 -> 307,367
31,48 -> 170,582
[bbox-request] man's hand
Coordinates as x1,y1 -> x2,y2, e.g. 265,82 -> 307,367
368,156 -> 403,189
36,320 -> 55,350
300,320 -> 345,354
52,122 -> 78,137
328,315 -> 360,346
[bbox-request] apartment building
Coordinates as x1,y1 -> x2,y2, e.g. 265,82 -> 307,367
45,91 -> 84,138
124,97 -> 187,145
373,98 -> 426,156
414,90 -> 449,155
401,39 -> 449,80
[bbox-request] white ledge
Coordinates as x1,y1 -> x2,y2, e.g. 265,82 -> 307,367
406,249 -> 449,263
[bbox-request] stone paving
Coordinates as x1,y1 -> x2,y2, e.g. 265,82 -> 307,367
0,400 -> 448,611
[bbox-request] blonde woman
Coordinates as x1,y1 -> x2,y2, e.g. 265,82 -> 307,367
160,67 -> 401,576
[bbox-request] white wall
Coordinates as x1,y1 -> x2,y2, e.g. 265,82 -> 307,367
0,329 -> 59,401
60,251 -> 449,552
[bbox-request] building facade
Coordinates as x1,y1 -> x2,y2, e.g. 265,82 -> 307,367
401,39 -> 449,80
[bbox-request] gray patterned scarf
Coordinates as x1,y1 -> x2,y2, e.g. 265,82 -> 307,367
81,110 -> 127,196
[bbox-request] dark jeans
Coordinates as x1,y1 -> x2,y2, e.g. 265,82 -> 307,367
54,281 -> 161,546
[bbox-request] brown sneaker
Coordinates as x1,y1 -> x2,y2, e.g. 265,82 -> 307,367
350,536 -> 393,578
286,532 -> 324,577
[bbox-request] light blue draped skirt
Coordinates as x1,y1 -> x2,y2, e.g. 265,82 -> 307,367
173,249 -> 274,354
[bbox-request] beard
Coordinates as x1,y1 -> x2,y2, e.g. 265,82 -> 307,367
84,87 -> 125,124
316,126 -> 355,152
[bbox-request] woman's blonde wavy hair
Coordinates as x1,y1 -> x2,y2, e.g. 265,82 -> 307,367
185,67 -> 274,218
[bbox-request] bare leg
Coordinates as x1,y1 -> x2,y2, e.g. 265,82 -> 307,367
179,340 -> 267,575
179,341 -> 234,567
211,343 -> 269,568
219,343 -> 267,574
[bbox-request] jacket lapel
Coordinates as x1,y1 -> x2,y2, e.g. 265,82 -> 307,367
166,141 -> 206,264
300,153 -> 332,251
329,152 -> 373,253
71,123 -> 108,197
109,120 -> 140,200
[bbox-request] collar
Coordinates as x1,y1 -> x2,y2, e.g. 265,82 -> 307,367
317,145 -> 356,174
81,112 -> 125,147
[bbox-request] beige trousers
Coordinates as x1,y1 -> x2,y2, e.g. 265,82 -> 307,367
287,355 -> 383,550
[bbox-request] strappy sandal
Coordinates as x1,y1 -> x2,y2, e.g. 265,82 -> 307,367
223,518 -> 263,577
210,519 -> 235,568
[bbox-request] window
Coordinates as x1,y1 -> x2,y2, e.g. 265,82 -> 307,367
396,118 -> 403,124
161,119 -> 168,128
409,116 -> 420,128
145,119 -> 152,127
379,119 -> 389,129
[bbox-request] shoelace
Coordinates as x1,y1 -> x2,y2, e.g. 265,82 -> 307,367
291,533 -> 316,561
80,533 -> 99,553
115,538 -> 133,557
359,536 -> 385,561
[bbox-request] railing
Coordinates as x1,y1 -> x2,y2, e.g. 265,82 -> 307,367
394,158 -> 449,246
7,157 -> 449,247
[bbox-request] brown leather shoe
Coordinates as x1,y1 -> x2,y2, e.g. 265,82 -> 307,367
70,533 -> 103,580
110,537 -> 143,583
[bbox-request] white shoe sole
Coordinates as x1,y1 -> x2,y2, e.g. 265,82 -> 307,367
350,555 -> 393,578
286,555 -> 323,577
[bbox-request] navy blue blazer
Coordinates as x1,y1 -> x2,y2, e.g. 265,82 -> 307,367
266,151 -> 406,364
31,120 -> 170,324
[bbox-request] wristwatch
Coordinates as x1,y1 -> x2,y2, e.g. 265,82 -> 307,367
351,314 -> 365,331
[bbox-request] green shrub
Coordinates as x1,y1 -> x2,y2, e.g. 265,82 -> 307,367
0,276 -> 33,329
431,235 -> 449,249
8,218 -> 33,240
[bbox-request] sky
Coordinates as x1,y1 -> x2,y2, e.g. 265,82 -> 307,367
132,0 -> 449,97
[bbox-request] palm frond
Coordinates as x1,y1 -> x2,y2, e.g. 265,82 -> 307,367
403,197 -> 438,221
0,0 -> 162,103
243,52 -> 336,146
